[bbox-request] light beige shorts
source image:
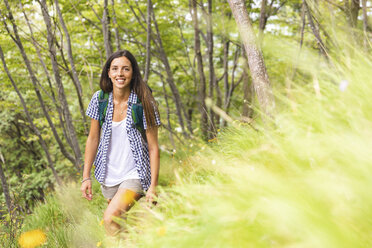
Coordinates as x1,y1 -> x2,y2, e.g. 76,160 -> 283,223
101,179 -> 144,200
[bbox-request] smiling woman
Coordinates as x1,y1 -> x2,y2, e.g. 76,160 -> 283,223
80,50 -> 161,235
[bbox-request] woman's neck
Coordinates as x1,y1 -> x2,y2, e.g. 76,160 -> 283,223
113,87 -> 130,102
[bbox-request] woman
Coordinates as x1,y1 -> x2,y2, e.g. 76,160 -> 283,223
80,50 -> 160,235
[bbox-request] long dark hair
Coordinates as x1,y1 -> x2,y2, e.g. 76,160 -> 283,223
100,50 -> 159,128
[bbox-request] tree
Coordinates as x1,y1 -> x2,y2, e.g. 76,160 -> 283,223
228,0 -> 275,120
39,0 -> 82,169
190,0 -> 208,139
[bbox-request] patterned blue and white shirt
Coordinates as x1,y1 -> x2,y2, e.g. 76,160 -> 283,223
86,90 -> 161,191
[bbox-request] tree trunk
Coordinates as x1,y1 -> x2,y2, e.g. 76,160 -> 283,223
144,0 -> 152,83
161,77 -> 176,149
0,45 -> 62,186
39,0 -> 82,170
150,5 -> 190,137
0,149 -> 12,213
190,0 -> 208,140
102,0 -> 113,58
242,51 -> 254,119
225,46 -> 242,113
345,0 -> 360,28
304,0 -> 328,58
223,39 -> 230,117
259,0 -> 267,41
206,0 -> 216,136
4,0 -> 77,168
111,0 -> 121,51
228,0 -> 275,120
362,0 -> 369,50
54,0 -> 88,134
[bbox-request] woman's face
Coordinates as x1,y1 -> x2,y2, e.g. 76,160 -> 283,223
108,56 -> 133,91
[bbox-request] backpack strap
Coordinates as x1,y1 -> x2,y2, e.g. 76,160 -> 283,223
132,97 -> 147,142
98,90 -> 109,127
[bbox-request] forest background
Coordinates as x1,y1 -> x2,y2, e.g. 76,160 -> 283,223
0,0 -> 372,247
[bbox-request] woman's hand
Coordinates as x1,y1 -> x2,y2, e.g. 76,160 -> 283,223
81,180 -> 93,201
146,185 -> 157,205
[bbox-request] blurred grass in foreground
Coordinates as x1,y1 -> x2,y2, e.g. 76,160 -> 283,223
17,35 -> 372,247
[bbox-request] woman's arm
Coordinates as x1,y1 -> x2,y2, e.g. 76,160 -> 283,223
145,126 -> 160,203
80,119 -> 100,201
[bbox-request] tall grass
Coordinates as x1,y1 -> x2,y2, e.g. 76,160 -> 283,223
17,34 -> 372,247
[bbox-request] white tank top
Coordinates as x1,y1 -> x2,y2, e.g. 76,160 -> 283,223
104,117 -> 140,186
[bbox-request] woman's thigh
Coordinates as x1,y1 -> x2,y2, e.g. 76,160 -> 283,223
105,188 -> 142,217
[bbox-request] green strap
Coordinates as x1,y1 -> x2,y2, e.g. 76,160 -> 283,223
98,90 -> 109,127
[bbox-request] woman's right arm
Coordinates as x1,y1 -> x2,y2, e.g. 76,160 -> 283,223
80,119 -> 100,201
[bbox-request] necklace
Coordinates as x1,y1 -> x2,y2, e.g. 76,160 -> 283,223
114,100 -> 128,115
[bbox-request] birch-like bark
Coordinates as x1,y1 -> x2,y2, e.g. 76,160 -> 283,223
0,148 -> 12,213
54,0 -> 87,133
228,0 -> 275,119
39,0 -> 82,169
102,0 -> 113,58
144,0 -> 152,83
190,0 -> 208,139
0,45 -> 62,186
111,0 -> 121,51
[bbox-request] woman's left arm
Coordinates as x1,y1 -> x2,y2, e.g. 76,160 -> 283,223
145,126 -> 160,204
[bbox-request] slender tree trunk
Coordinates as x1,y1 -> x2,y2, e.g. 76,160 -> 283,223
362,0 -> 369,50
225,46 -> 242,113
228,0 -> 275,120
300,2 -> 306,49
39,0 -> 82,170
161,78 -> 176,149
144,0 -> 152,83
259,0 -> 267,41
223,39 -> 230,108
190,0 -> 208,140
206,0 -> 216,135
304,0 -> 328,58
0,148 -> 12,213
242,65 -> 254,119
0,45 -> 62,186
54,0 -> 88,134
3,0 -> 77,168
111,0 -> 121,51
345,0 -> 361,28
102,0 -> 113,58
150,5 -> 190,137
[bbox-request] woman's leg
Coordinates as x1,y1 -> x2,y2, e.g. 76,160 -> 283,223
103,189 -> 142,235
